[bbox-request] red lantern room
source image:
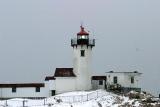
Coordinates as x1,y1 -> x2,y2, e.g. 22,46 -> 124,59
77,26 -> 89,39
71,26 -> 95,47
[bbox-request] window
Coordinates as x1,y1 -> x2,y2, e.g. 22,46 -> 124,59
81,50 -> 85,57
12,87 -> 16,93
36,87 -> 40,92
131,76 -> 134,84
113,76 -> 118,84
99,80 -> 103,85
81,35 -> 85,39
78,35 -> 87,39
51,90 -> 56,96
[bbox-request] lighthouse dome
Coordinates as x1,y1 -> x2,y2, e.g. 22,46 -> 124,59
77,26 -> 89,36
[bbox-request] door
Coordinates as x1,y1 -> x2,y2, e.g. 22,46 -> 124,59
113,76 -> 118,84
51,90 -> 55,96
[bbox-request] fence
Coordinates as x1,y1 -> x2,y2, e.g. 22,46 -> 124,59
54,90 -> 105,103
0,90 -> 106,107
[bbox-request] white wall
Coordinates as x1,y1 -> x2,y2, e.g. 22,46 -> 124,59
106,73 -> 141,88
55,77 -> 76,94
92,80 -> 105,90
0,87 -> 49,98
44,80 -> 56,96
73,45 -> 92,90
123,74 -> 140,88
107,73 -> 125,86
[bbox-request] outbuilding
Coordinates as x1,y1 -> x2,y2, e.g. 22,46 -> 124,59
106,71 -> 142,92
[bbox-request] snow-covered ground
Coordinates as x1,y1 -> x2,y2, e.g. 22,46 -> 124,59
0,90 -> 159,107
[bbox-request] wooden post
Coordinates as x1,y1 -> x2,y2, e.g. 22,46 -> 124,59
5,100 -> 8,106
44,98 -> 45,105
22,100 -> 25,107
81,95 -> 83,102
22,99 -> 27,107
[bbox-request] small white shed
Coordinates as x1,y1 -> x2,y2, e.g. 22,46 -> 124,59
53,68 -> 76,94
91,76 -> 106,90
0,83 -> 48,99
106,71 -> 142,92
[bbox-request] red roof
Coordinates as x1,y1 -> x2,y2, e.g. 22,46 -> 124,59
77,26 -> 89,36
54,68 -> 76,77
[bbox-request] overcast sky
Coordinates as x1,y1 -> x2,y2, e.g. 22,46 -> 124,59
0,0 -> 160,96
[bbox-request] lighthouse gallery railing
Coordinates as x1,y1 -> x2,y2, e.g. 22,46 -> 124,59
71,38 -> 95,46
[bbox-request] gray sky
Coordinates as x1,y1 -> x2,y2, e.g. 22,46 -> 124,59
0,0 -> 160,96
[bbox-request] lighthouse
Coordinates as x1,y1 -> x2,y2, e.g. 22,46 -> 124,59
71,26 -> 95,90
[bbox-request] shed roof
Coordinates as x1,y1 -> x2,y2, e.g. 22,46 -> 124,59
45,76 -> 56,81
106,71 -> 142,75
0,83 -> 44,88
54,68 -> 76,77
92,76 -> 106,80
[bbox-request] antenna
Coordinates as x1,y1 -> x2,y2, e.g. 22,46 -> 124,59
80,21 -> 84,27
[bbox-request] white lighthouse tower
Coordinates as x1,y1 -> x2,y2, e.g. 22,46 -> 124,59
71,26 -> 95,90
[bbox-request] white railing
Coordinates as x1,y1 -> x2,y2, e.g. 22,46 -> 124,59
54,90 -> 105,103
0,90 -> 106,106
71,38 -> 77,45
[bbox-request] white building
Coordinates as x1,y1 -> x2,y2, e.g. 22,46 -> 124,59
91,76 -> 106,90
0,26 -> 142,99
0,83 -> 47,99
0,26 -> 95,99
52,68 -> 76,94
105,71 -> 142,92
71,26 -> 95,90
